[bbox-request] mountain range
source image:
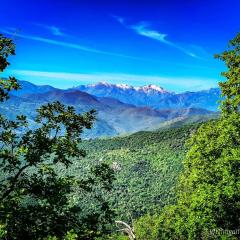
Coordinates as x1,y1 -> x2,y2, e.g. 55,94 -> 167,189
72,82 -> 221,111
1,80 -> 220,138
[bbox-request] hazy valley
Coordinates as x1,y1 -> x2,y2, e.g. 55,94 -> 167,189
3,80 -> 219,138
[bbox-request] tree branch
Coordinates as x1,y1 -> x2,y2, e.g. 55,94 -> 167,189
0,163 -> 31,200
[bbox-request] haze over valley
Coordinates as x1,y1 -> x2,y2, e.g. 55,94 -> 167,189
3,80 -> 219,138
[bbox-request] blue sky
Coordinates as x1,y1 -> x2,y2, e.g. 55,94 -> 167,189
1,0 -> 240,92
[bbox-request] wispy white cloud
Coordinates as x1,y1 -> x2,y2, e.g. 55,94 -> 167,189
0,29 -> 143,60
112,15 -> 125,25
10,69 -> 218,92
131,22 -> 168,42
131,23 -> 197,58
34,23 -> 65,36
114,17 -> 198,58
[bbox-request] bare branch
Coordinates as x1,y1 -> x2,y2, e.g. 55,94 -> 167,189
115,220 -> 136,240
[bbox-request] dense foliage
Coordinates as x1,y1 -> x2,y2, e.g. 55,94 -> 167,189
80,124 -> 198,222
0,34 -> 115,240
134,33 -> 240,240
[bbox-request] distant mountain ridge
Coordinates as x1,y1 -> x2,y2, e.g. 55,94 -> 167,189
13,80 -> 221,112
72,82 -> 221,111
1,80 -> 218,138
11,80 -> 57,96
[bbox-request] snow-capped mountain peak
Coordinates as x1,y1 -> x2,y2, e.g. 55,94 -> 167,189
85,82 -> 168,93
89,81 -> 114,88
135,84 -> 168,93
89,82 -> 134,90
116,83 -> 134,90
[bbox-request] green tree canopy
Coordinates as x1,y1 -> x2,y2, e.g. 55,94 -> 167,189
133,33 -> 240,240
0,34 -> 115,239
156,32 -> 240,240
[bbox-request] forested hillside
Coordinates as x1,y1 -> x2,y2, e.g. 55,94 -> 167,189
79,123 -> 199,220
